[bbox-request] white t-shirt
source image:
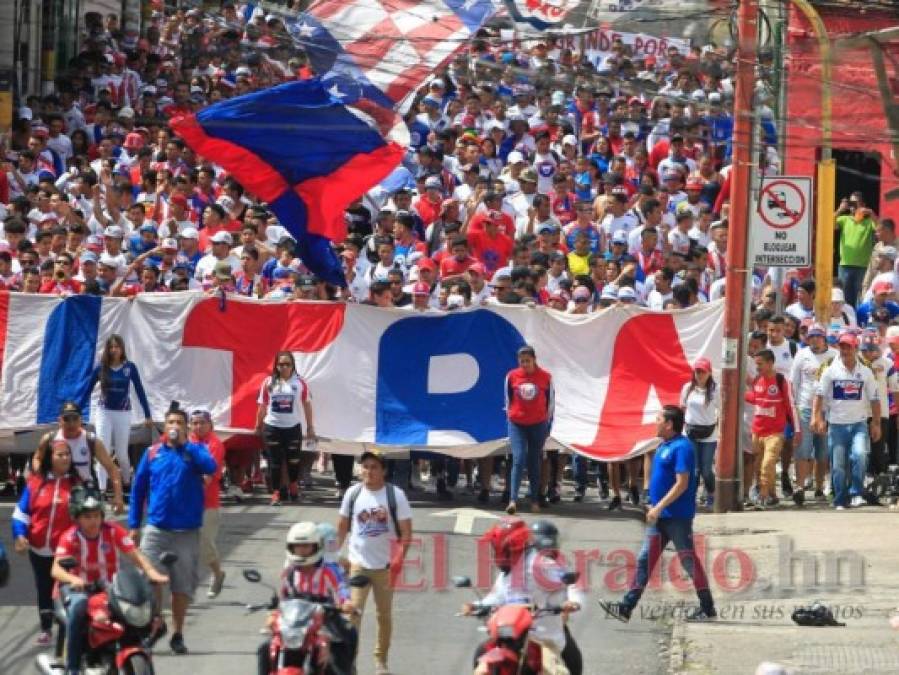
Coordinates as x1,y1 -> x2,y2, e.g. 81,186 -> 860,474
767,339 -> 795,377
816,358 -> 879,425
680,381 -> 720,440
532,151 -> 559,194
257,374 -> 310,428
790,346 -> 837,411
865,355 -> 897,419
339,484 -> 412,569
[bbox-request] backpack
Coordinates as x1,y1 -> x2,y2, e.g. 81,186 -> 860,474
346,482 -> 401,537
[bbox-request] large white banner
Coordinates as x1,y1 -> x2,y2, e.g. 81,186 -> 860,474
0,293 -> 723,459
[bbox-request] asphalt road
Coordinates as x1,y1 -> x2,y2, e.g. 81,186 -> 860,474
0,479 -> 671,675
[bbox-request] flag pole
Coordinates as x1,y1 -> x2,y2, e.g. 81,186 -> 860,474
715,0 -> 758,513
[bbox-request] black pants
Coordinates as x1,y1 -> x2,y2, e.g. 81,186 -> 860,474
263,424 -> 302,493
561,625 -> 583,675
888,414 -> 898,467
333,453 -> 354,491
869,417 -> 890,477
29,550 -> 54,631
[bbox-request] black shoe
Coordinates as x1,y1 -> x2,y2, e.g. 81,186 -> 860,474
498,491 -> 510,505
814,489 -> 825,500
548,488 -> 561,504
781,477 -> 793,499
598,599 -> 631,623
477,488 -> 489,503
608,495 -> 622,510
628,485 -> 640,505
170,632 -> 188,655
538,496 -> 550,509
145,619 -> 167,648
793,490 -> 805,506
599,482 -> 610,500
573,486 -> 585,503
765,496 -> 779,507
685,607 -> 718,622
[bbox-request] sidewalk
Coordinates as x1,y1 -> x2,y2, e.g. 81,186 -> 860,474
670,509 -> 899,674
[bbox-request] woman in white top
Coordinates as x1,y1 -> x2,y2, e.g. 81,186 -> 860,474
680,357 -> 721,507
255,351 -> 316,506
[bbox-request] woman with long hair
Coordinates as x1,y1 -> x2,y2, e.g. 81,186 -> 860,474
84,334 -> 153,490
12,440 -> 81,645
680,358 -> 720,507
255,351 -> 317,505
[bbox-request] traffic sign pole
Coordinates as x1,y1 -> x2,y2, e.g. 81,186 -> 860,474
814,160 -> 836,325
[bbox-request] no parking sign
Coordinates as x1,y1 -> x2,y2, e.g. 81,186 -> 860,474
752,176 -> 812,267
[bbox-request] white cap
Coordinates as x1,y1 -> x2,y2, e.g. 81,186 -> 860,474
562,134 -> 577,147
507,151 -> 525,165
179,226 -> 199,240
98,254 -> 120,269
831,287 -> 845,303
18,106 -> 33,121
103,225 -> 124,239
486,119 -> 505,133
551,90 -> 566,105
210,230 -> 233,244
161,238 -> 178,250
118,106 -> 135,118
618,286 -> 637,301
235,66 -> 251,76
424,176 -> 442,189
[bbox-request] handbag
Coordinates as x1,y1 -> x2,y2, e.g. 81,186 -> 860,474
686,424 -> 716,441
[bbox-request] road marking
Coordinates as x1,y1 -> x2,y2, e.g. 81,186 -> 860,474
432,507 -> 499,534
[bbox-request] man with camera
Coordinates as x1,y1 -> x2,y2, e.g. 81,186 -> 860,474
835,191 -> 878,307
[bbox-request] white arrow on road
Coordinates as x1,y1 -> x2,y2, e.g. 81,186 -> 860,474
431,507 -> 500,534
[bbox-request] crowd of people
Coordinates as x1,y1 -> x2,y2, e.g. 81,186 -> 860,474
3,1 -> 899,672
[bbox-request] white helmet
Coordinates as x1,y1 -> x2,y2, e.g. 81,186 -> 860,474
285,522 -> 323,566
316,522 -> 339,563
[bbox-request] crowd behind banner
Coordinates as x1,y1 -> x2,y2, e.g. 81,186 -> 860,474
0,1 -> 893,515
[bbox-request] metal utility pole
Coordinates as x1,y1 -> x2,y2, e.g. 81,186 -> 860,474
715,0 -> 758,513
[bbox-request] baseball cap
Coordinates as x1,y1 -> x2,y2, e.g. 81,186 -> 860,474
60,401 -> 81,417
424,176 -> 442,190
296,274 -> 318,288
618,286 -> 637,302
837,330 -> 858,347
359,448 -> 386,465
118,106 -> 135,119
210,230 -> 233,245
80,251 -> 98,265
886,325 -> 899,345
562,134 -> 578,147
878,246 -> 898,260
710,219 -> 728,230
872,280 -> 894,295
103,225 -> 124,239
537,222 -> 560,235
213,260 -> 233,280
468,262 -> 486,276
123,132 -> 144,150
412,281 -> 430,296
806,322 -> 827,338
507,151 -> 525,165
417,258 -> 436,272
85,235 -> 104,252
831,287 -> 845,303
611,230 -> 628,245
161,238 -> 178,251
600,285 -> 619,301
572,286 -> 591,301
519,168 -> 538,183
272,267 -> 292,281
98,254 -> 120,269
138,223 -> 156,234
693,357 -> 712,373
179,227 -> 199,240
169,193 -> 188,208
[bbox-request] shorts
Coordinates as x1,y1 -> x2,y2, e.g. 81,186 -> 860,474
141,525 -> 200,597
199,508 -> 221,567
795,408 -> 826,462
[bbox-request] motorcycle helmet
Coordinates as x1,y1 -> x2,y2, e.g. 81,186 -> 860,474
316,522 -> 339,563
480,517 -> 531,573
530,520 -> 560,552
285,521 -> 323,566
69,483 -> 104,519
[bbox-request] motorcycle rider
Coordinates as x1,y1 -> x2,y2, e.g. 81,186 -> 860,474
257,522 -> 358,675
462,517 -> 583,675
51,484 -> 168,675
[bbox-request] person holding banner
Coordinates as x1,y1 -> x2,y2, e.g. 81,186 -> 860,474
255,351 -> 317,506
505,346 -> 554,515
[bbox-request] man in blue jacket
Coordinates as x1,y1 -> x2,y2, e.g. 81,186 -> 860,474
129,404 -> 217,655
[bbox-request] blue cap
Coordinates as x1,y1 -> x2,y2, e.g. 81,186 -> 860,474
80,251 -> 98,264
139,223 -> 156,234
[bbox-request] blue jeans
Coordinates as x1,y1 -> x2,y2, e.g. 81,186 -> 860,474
573,454 -> 589,490
797,408 -> 826,462
508,420 -> 548,502
623,518 -> 714,613
838,265 -> 867,308
695,440 -> 717,494
64,589 -> 89,674
827,421 -> 869,506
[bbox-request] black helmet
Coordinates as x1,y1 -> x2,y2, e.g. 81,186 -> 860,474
69,483 -> 104,519
530,520 -> 559,551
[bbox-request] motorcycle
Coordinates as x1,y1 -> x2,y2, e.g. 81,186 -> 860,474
243,568 -> 369,675
36,552 -> 176,675
453,573 -> 578,675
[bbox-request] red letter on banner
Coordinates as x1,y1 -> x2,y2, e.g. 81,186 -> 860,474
182,299 -> 345,428
573,313 -> 692,460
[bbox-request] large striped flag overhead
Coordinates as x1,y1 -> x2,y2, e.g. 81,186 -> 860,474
292,0 -> 500,106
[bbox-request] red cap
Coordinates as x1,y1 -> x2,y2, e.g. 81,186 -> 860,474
417,258 -> 436,272
837,331 -> 859,347
169,194 -> 188,208
468,262 -> 486,276
412,282 -> 431,296
872,280 -> 894,295
693,357 -> 712,373
686,178 -> 704,191
123,132 -> 145,150
628,97 -> 644,107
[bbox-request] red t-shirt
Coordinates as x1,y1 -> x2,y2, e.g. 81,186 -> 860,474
467,230 -> 513,278
745,373 -> 793,436
505,366 -> 554,426
54,521 -> 135,586
39,278 -> 82,295
413,196 -> 442,226
550,191 -> 578,225
191,431 -> 226,509
440,254 -> 477,278
468,211 -> 515,238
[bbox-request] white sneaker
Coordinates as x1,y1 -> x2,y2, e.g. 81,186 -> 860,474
835,505 -> 846,511
850,496 -> 866,508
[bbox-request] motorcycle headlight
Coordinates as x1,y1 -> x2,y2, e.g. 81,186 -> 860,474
281,624 -> 307,650
117,599 -> 153,628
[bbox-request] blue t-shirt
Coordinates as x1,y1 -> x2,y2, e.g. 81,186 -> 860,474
648,434 -> 697,520
856,300 -> 899,326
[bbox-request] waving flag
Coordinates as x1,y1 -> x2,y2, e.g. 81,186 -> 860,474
293,0 -> 499,106
171,77 -> 406,285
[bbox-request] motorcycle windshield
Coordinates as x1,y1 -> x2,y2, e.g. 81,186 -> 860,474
111,565 -> 152,605
281,598 -> 318,629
